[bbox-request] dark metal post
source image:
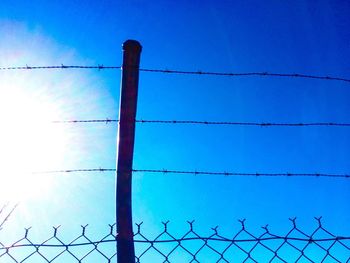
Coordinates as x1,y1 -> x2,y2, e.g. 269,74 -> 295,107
116,40 -> 142,263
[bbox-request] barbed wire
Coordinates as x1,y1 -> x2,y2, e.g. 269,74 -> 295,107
133,169 -> 350,178
1,64 -> 349,83
50,118 -> 350,127
0,218 -> 349,262
137,119 -> 350,127
139,68 -> 350,83
0,65 -> 120,70
32,168 -> 116,174
51,119 -> 118,124
31,168 -> 350,179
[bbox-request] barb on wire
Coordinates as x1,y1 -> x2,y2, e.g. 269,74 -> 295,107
1,64 -> 349,83
30,168 -> 350,179
50,118 -> 350,127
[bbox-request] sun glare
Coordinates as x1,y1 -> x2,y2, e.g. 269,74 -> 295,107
0,21 -> 111,206
0,24 -> 68,203
0,88 -> 66,202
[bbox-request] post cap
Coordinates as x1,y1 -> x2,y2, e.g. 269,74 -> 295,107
123,40 -> 142,53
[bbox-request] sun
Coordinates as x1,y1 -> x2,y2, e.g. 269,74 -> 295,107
0,23 -> 68,203
0,87 -> 67,202
0,21 -> 111,204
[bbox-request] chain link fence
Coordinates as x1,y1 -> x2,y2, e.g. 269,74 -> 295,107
0,218 -> 349,262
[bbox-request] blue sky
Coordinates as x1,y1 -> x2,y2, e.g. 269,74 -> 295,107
0,0 -> 350,261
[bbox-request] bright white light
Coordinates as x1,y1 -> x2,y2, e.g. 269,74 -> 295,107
0,21 -> 113,209
0,22 -> 80,203
0,88 -> 66,201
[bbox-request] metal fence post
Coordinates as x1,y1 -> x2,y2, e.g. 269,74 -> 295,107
116,40 -> 142,263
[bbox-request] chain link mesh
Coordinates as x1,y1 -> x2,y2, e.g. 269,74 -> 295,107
0,218 -> 349,262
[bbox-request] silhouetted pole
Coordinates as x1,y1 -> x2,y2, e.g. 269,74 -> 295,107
116,40 -> 142,263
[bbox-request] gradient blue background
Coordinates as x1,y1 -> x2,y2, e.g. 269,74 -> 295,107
0,0 -> 349,260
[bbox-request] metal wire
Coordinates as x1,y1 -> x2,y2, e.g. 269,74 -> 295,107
1,64 -> 349,83
139,68 -> 350,83
31,168 -> 350,179
32,168 -> 116,174
136,119 -> 350,127
0,65 -> 120,70
51,118 -> 117,124
0,204 -> 17,231
132,169 -> 350,179
49,118 -> 350,127
0,218 -> 349,262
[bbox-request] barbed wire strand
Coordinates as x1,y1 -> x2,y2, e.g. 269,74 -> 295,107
139,68 -> 350,83
32,168 -> 116,174
133,169 -> 350,178
50,119 -> 350,127
0,65 -> 120,70
51,119 -> 117,124
1,64 -> 349,83
137,119 -> 350,127
31,168 -> 350,179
